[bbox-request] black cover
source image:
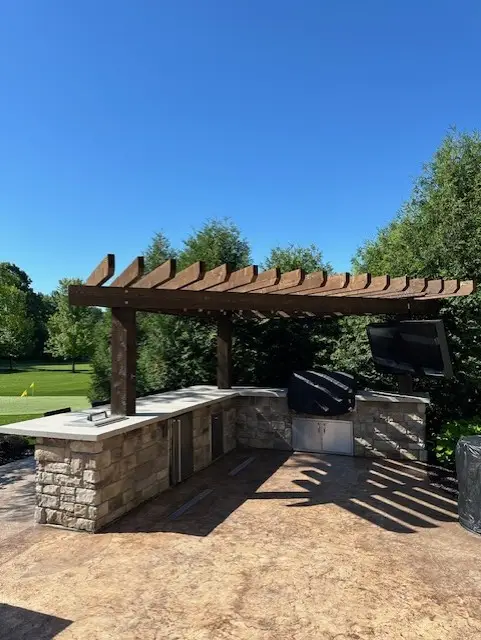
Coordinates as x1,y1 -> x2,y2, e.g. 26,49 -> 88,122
288,369 -> 356,416
367,319 -> 452,378
456,435 -> 481,535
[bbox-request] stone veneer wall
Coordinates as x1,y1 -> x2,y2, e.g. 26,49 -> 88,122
35,420 -> 169,532
236,395 -> 291,450
235,394 -> 427,462
327,398 -> 427,462
35,398 -> 237,533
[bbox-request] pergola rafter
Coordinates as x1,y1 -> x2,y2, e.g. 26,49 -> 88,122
74,254 -> 476,416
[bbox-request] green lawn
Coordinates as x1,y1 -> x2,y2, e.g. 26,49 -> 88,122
0,362 -> 91,396
0,414 -> 41,426
0,362 -> 93,427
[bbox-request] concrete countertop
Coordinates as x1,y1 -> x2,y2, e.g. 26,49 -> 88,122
355,390 -> 430,404
0,386 -> 286,442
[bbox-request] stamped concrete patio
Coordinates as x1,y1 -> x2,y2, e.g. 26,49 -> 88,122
1,450 -> 480,640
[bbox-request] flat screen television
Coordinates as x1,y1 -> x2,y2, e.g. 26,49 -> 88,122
366,320 -> 453,378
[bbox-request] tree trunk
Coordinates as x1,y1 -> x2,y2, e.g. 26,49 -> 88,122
72,360 -> 76,373
9,356 -> 12,371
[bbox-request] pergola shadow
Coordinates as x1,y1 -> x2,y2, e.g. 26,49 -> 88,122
0,603 -> 72,640
105,450 -> 458,537
253,453 -> 459,534
105,450 -> 291,537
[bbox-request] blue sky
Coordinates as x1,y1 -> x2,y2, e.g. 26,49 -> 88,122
1,1 -> 481,293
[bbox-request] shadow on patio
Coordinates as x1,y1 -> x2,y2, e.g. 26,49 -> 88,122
0,603 -> 72,640
106,449 -> 458,537
254,453 -> 459,534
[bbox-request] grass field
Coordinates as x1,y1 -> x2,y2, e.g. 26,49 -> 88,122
0,362 -> 92,426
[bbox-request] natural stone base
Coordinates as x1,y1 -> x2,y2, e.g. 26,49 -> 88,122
35,420 -> 169,532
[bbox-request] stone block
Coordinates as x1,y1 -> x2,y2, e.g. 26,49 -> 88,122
121,454 -> 137,475
136,474 -> 156,493
83,469 -> 101,484
70,440 -> 104,454
70,458 -> 84,475
373,439 -> 400,453
35,507 -> 46,524
35,445 -> 65,463
122,433 -> 141,457
52,473 -> 82,487
95,502 -> 109,519
74,504 -> 88,518
123,488 -> 135,504
109,493 -> 124,512
38,494 -> 59,509
136,444 -> 158,466
59,485 -> 76,496
76,518 -> 96,532
44,462 -> 70,474
141,425 -> 156,445
61,502 -> 75,513
43,484 -> 60,496
45,509 -> 63,525
101,480 -> 124,502
105,434 -> 124,450
76,488 -> 101,505
110,446 -> 123,462
135,460 -> 156,481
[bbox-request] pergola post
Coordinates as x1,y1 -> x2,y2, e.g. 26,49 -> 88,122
217,313 -> 232,389
111,307 -> 137,415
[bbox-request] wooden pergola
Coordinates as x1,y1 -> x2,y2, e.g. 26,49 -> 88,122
69,254 -> 476,416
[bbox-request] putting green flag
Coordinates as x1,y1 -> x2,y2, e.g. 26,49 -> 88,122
20,390 -> 28,398
30,382 -> 35,395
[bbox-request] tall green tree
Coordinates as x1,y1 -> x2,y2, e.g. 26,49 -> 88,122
0,284 -> 34,369
337,128 -> 481,435
263,243 -> 332,273
354,129 -> 481,279
178,218 -> 250,270
0,262 -> 53,358
45,278 -> 102,372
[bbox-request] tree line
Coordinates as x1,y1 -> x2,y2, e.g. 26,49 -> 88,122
2,128 -> 481,440
0,268 -> 100,372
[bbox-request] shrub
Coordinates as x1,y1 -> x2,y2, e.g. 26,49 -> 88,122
435,418 -> 481,467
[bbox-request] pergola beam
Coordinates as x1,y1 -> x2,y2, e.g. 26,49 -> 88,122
69,284 -> 441,316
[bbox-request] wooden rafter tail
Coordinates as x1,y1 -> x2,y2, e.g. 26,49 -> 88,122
132,259 -> 177,289
377,278 -> 428,299
110,257 -> 145,287
334,274 -> 389,297
313,273 -> 371,297
233,267 -> 281,293
271,270 -> 328,295
416,278 -> 444,297
417,279 -> 476,300
256,268 -> 305,294
85,254 -> 115,286
185,264 -> 231,291
297,272 -> 350,296
159,261 -> 206,290
208,265 -> 259,292
356,276 -> 410,298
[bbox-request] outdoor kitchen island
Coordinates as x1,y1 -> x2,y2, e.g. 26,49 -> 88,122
0,385 -> 429,533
